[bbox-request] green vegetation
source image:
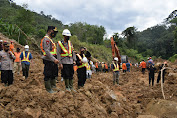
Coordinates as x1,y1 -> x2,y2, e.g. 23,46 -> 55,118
0,0 -> 177,63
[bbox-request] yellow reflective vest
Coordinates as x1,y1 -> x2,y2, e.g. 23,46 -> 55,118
58,40 -> 72,57
76,54 -> 86,68
113,63 -> 119,72
21,51 -> 30,62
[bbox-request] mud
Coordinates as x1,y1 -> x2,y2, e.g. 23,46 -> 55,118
0,33 -> 176,118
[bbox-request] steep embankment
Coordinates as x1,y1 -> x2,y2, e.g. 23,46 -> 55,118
0,34 -> 177,118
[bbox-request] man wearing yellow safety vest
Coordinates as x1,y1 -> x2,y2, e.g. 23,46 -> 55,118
20,45 -> 32,79
76,47 -> 87,89
40,26 -> 59,93
111,57 -> 120,85
57,29 -> 76,91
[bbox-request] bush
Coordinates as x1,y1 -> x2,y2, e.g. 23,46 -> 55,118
168,54 -> 177,62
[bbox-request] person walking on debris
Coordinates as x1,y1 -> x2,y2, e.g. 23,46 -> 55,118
104,62 -> 108,73
0,42 -> 15,86
139,60 -> 146,74
126,61 -> 131,72
95,61 -> 98,72
111,57 -> 120,85
20,45 -> 32,79
147,64 -> 156,86
14,48 -> 21,74
40,26 -> 59,93
0,40 -> 3,51
122,62 -> 127,73
57,29 -> 76,91
9,41 -> 14,53
157,62 -> 167,84
76,47 -> 87,89
98,62 -> 102,72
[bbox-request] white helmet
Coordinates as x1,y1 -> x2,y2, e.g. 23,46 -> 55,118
62,29 -> 71,36
24,45 -> 29,49
0,40 -> 3,42
114,57 -> 118,61
82,57 -> 88,63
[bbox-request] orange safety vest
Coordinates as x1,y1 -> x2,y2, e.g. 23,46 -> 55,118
21,51 -> 30,62
14,52 -> 21,62
73,65 -> 78,71
104,64 -> 108,69
76,54 -> 86,68
58,40 -> 72,57
122,63 -> 127,70
95,62 -> 98,68
40,36 -> 56,56
113,63 -> 119,72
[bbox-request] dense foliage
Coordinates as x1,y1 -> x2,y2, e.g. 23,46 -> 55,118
0,0 -> 177,62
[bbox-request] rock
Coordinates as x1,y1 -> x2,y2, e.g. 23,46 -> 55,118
24,107 -> 41,118
110,112 -> 118,118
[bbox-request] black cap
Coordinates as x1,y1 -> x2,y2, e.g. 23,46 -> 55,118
3,41 -> 10,47
47,26 -> 58,32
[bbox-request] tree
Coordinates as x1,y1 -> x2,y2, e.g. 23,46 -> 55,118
122,26 -> 137,49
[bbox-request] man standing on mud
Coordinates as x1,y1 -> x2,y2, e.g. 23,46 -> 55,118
76,47 -> 87,89
111,57 -> 120,85
0,42 -> 16,86
40,26 -> 59,93
57,29 -> 76,91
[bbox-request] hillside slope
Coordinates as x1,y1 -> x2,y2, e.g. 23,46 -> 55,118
0,34 -> 177,118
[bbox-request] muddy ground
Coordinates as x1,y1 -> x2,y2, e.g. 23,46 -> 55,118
0,34 -> 176,118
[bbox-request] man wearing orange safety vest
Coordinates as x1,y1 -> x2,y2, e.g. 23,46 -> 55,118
20,45 -> 32,79
76,47 -> 87,89
9,41 -> 14,53
139,60 -> 146,74
57,29 -> 76,92
111,57 -> 120,85
104,63 -> 108,73
14,48 -> 21,74
40,26 -> 59,93
122,63 -> 127,73
95,61 -> 98,72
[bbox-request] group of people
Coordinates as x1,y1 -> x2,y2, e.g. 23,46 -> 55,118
40,26 -> 96,93
139,57 -> 167,86
0,40 -> 32,86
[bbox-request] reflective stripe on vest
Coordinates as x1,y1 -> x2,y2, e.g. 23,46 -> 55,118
21,51 -> 30,62
86,62 -> 91,70
58,40 -> 72,57
113,63 -> 119,71
76,54 -> 86,68
40,36 -> 56,56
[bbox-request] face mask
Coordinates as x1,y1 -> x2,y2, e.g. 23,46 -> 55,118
66,36 -> 70,40
25,48 -> 29,52
50,32 -> 57,38
81,51 -> 84,54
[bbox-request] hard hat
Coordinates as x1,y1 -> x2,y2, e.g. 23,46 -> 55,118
62,29 -> 71,36
114,57 -> 118,61
90,61 -> 93,65
82,57 -> 88,63
24,45 -> 29,49
149,57 -> 152,59
0,40 -> 3,42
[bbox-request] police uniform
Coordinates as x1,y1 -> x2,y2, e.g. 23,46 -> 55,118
40,26 -> 58,93
57,40 -> 76,90
0,43 -> 16,86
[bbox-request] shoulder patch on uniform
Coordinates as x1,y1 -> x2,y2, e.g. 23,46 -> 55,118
46,40 -> 49,45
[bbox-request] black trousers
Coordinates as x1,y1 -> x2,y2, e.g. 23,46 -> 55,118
61,64 -> 74,80
123,70 -> 126,73
142,68 -> 145,74
43,59 -> 58,81
1,70 -> 13,85
149,73 -> 154,86
77,67 -> 86,87
22,63 -> 30,78
157,71 -> 165,83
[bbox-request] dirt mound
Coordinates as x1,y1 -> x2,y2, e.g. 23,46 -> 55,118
0,33 -> 177,118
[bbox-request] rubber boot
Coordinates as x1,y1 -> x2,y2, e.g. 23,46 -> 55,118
65,79 -> 70,91
51,78 -> 60,91
55,77 -> 59,83
69,79 -> 76,92
44,80 -> 56,93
